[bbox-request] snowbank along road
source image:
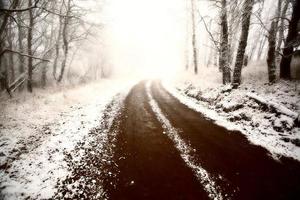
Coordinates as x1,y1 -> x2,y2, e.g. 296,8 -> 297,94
104,80 -> 300,200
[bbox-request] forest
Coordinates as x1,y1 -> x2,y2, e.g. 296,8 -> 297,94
0,0 -> 107,96
184,0 -> 300,84
0,0 -> 299,95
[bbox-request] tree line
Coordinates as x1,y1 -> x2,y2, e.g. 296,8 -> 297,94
187,0 -> 300,87
0,0 -> 98,96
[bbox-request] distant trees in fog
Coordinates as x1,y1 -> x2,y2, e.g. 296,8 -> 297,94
0,0 -> 100,94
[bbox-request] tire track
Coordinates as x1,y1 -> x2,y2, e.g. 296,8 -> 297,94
146,81 -> 224,200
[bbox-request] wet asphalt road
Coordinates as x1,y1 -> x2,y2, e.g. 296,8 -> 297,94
104,81 -> 300,200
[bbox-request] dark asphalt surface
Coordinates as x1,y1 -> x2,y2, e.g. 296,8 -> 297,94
104,81 -> 300,200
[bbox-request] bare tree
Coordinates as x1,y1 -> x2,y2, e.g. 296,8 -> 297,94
0,0 -> 100,95
232,0 -> 255,88
219,0 -> 231,84
191,0 -> 198,74
27,0 -> 34,92
185,0 -> 190,71
0,0 -> 19,94
267,21 -> 277,83
276,0 -> 290,62
280,0 -> 300,79
266,0 -> 284,84
41,14 -> 56,87
57,0 -> 71,82
17,11 -> 25,75
0,58 -> 12,97
7,19 -> 15,82
227,0 -> 240,65
53,3 -> 64,80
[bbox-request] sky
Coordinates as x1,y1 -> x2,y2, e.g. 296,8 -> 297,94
102,0 -> 187,79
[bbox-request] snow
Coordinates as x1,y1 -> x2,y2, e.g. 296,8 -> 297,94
54,93 -> 125,199
163,64 -> 300,162
246,92 -> 299,119
146,81 -> 224,200
0,79 -> 134,199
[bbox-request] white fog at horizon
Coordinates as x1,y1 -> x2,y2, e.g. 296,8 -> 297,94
72,0 -> 276,80
102,0 -> 187,79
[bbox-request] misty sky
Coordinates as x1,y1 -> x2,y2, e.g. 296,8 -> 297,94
101,0 -> 187,78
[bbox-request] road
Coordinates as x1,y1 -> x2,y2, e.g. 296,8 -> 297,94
104,81 -> 300,200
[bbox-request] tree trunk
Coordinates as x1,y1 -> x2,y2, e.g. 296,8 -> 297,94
41,19 -> 55,88
0,56 -> 12,97
42,17 -> 56,88
41,64 -> 47,87
232,0 -> 254,88
17,12 -> 25,75
53,15 -> 63,80
267,21 -> 277,83
191,0 -> 198,74
57,0 -> 71,82
185,33 -> 189,71
219,0 -> 231,84
8,20 -> 15,82
27,0 -> 34,92
185,0 -> 189,71
53,2 -> 64,80
279,0 -> 300,79
276,0 -> 289,62
227,0 -> 238,65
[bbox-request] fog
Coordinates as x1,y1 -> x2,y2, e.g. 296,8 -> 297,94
101,0 -> 187,79
59,0 -> 278,81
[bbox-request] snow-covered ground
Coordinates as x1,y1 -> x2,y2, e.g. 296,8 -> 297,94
0,79 -> 134,199
164,63 -> 300,161
1,62 -> 299,199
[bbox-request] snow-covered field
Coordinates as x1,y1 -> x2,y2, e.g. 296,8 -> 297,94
0,79 -> 133,199
164,63 -> 300,161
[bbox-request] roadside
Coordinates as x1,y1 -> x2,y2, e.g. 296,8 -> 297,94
0,79 -> 133,199
163,67 -> 300,161
151,80 -> 300,199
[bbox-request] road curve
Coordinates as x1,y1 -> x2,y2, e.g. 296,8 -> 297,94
104,80 -> 300,200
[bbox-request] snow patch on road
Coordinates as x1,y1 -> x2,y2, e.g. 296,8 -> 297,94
146,81 -> 224,200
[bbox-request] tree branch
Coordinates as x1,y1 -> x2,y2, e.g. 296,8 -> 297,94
0,0 -> 40,12
197,12 -> 220,51
1,49 -> 50,62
